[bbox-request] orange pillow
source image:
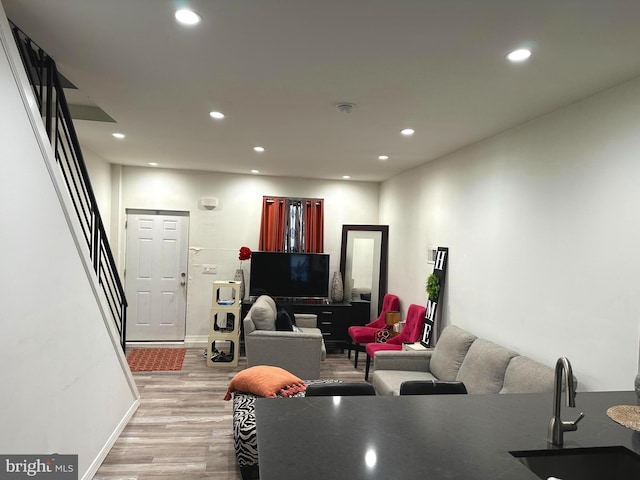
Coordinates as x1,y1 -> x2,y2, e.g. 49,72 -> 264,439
223,365 -> 307,400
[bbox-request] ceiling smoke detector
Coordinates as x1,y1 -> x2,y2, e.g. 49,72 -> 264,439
337,103 -> 355,114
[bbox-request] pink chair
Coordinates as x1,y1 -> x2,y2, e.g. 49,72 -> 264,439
364,303 -> 427,380
346,293 -> 400,368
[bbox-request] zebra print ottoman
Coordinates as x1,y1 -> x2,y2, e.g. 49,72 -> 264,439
232,379 -> 340,480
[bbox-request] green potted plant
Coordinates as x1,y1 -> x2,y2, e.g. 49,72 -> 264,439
426,273 -> 440,301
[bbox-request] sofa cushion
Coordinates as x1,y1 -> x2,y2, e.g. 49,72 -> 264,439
429,325 -> 477,381
500,355 -> 556,394
250,295 -> 276,330
371,369 -> 438,396
456,339 -> 517,394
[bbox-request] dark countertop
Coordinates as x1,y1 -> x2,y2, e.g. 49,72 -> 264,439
255,391 -> 640,479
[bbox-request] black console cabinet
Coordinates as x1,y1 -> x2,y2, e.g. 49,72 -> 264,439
241,300 -> 370,349
294,303 -> 351,348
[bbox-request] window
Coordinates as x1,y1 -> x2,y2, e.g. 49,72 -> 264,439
259,196 -> 324,253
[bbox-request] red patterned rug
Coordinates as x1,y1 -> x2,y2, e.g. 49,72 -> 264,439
127,348 -> 186,372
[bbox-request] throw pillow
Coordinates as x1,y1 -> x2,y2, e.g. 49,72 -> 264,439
223,365 -> 306,400
275,308 -> 294,331
375,326 -> 392,343
250,296 -> 276,330
282,305 -> 297,325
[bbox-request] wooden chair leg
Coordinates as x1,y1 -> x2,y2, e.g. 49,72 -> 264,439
354,349 -> 359,368
365,354 -> 371,381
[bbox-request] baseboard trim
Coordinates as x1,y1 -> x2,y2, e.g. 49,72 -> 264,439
125,337 -> 232,348
127,341 -> 185,348
184,335 -> 208,347
125,337 -> 209,348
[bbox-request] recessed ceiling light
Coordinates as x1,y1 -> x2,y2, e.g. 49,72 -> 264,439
378,155 -> 389,161
209,111 -> 225,119
342,175 -> 351,180
254,146 -> 265,153
174,9 -> 201,25
112,133 -> 125,139
251,169 -> 260,174
506,48 -> 531,62
401,128 -> 415,136
148,162 -> 158,166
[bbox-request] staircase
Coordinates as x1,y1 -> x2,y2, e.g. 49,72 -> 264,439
10,22 -> 127,351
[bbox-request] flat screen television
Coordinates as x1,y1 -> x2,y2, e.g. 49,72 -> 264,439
249,251 -> 330,299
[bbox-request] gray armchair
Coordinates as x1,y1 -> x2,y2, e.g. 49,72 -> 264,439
243,295 -> 326,379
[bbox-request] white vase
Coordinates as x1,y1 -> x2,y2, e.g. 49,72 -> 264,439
330,271 -> 344,303
234,268 -> 245,301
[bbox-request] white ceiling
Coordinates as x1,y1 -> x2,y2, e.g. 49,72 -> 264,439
4,0 -> 640,182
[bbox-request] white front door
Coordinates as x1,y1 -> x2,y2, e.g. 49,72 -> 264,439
125,210 -> 189,341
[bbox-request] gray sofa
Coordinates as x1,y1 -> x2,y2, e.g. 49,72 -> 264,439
372,324 -> 563,395
243,295 -> 327,379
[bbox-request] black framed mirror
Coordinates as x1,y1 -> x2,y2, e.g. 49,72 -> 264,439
339,225 -> 389,320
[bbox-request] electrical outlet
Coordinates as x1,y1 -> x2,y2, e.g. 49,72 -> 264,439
202,264 -> 218,274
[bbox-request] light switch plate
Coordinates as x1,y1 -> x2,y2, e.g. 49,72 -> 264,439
426,246 -> 437,264
202,264 -> 218,274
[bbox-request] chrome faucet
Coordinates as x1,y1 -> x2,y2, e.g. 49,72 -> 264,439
547,356 -> 585,447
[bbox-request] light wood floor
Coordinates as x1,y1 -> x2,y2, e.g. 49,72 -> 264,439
94,348 -> 370,480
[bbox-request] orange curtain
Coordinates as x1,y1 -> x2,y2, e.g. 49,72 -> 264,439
304,199 -> 324,253
259,196 -> 324,252
259,197 -> 286,251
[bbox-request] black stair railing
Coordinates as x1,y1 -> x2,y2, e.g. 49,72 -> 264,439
10,23 -> 127,352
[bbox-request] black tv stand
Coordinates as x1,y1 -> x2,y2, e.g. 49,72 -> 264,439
249,296 -> 329,304
287,297 -> 329,305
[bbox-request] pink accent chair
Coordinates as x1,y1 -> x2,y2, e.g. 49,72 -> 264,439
364,303 -> 427,380
346,293 -> 400,368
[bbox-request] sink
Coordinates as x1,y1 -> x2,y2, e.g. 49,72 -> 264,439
510,446 -> 640,480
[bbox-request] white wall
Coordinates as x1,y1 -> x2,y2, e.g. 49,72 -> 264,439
0,5 -> 138,478
380,75 -> 640,391
113,166 -> 379,341
83,146 -> 112,233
